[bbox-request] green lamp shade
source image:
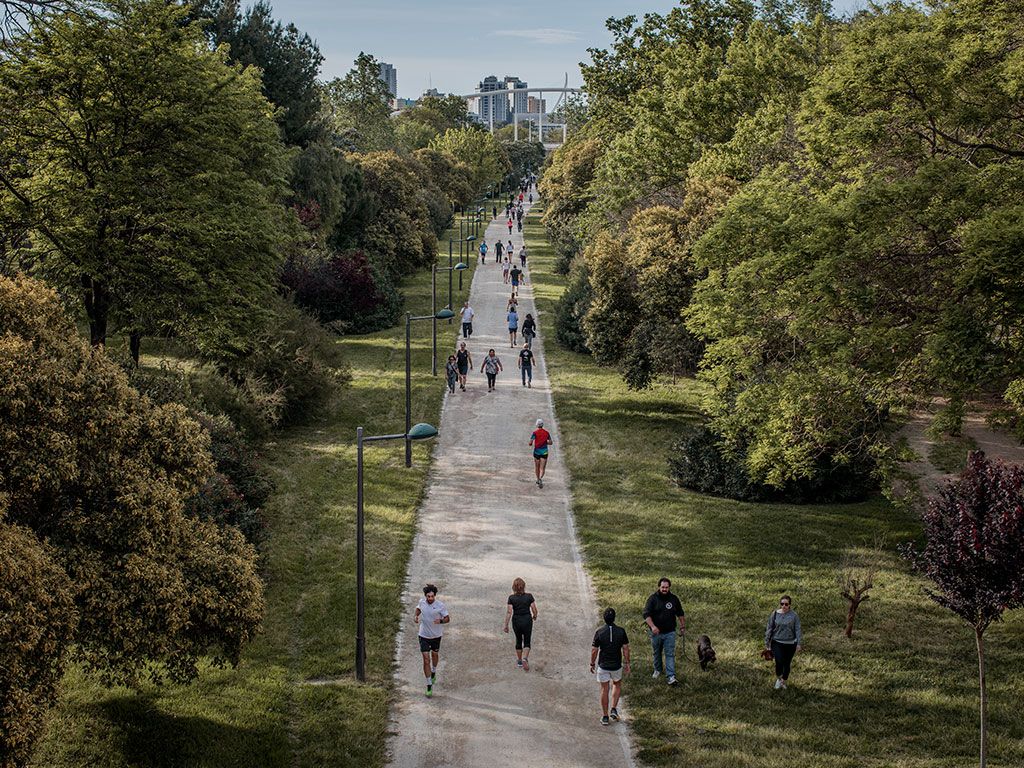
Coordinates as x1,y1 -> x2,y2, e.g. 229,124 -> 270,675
454,262 -> 468,271
466,235 -> 476,242
435,308 -> 456,320
408,422 -> 438,440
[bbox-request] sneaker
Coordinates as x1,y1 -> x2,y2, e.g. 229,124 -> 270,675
780,680 -> 787,689
538,478 -> 543,488
774,678 -> 783,690
651,671 -> 661,679
516,660 -> 523,669
522,659 -> 529,672
536,479 -> 541,487
528,382 -> 531,388
426,686 -> 433,697
667,676 -> 678,686
431,671 -> 436,683
601,716 -> 610,726
609,707 -> 619,721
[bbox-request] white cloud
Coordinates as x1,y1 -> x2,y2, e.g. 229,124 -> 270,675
490,28 -> 580,45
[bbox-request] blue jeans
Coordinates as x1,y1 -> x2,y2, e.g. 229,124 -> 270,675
651,630 -> 676,677
521,364 -> 532,385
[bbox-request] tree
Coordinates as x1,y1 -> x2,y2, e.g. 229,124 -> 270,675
322,52 -> 396,152
0,275 -> 264,759
0,0 -> 291,360
429,127 -> 509,193
195,0 -> 325,147
903,452 -> 1024,768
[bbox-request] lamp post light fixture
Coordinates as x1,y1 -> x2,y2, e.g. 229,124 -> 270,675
355,421 -> 438,682
463,234 -> 476,291
434,261 -> 468,334
405,310 -> 454,466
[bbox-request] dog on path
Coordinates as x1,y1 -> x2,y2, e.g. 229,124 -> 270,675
697,635 -> 717,671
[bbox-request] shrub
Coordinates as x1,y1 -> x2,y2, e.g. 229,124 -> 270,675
669,425 -> 875,504
0,518 -> 76,768
554,262 -> 592,354
280,248 -> 402,334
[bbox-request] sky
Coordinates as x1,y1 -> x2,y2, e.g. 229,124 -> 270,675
269,0 -> 868,100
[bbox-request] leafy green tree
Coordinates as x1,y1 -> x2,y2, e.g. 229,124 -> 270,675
540,135 -> 605,271
0,0 -> 291,360
503,141 -> 546,185
195,0 -> 325,146
290,141 -> 369,243
429,127 -> 510,193
322,52 -> 396,152
0,276 -> 263,747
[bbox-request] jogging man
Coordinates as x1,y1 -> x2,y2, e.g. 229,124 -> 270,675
479,240 -> 488,264
643,577 -> 686,686
530,418 -> 552,487
591,607 -> 630,726
518,343 -> 534,387
414,584 -> 450,698
455,342 -> 472,391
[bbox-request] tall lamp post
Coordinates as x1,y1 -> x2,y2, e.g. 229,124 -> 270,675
462,235 -> 475,290
434,261 -> 468,333
406,309 -> 454,465
355,421 -> 438,681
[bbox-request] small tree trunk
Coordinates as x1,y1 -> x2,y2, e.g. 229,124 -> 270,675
129,332 -> 142,367
976,627 -> 987,768
845,600 -> 859,638
81,275 -> 110,347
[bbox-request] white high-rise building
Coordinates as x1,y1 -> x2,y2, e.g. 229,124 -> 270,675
378,62 -> 397,102
504,76 -> 528,117
478,75 -> 507,125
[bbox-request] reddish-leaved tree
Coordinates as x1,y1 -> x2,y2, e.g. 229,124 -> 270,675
902,452 -> 1024,768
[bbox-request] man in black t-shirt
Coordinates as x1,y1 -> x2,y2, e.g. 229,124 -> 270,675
590,607 -> 630,726
517,343 -> 534,387
643,577 -> 686,685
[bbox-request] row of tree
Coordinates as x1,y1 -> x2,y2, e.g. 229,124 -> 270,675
542,0 -> 1024,496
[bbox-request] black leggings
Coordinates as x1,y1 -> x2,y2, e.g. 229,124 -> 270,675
513,618 -> 533,650
486,372 -> 497,388
772,641 -> 797,680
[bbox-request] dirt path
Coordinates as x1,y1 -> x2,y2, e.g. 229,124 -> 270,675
385,200 -> 635,768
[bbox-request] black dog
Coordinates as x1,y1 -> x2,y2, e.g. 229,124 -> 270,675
697,635 -> 717,671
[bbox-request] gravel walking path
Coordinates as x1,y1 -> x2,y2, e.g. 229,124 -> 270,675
386,200 -> 635,768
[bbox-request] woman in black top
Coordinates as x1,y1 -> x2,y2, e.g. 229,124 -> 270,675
503,577 -> 538,671
522,313 -> 536,348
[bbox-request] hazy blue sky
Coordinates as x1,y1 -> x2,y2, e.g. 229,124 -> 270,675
269,0 -> 868,99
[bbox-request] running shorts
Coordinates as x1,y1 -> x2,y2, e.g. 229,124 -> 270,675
418,636 -> 442,653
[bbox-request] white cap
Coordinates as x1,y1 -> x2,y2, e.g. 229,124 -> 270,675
536,419 -> 544,428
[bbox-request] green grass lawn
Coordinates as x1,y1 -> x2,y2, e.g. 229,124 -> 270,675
523,206 -> 1024,767
29,211 -> 491,768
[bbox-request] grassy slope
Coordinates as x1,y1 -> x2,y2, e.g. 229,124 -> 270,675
30,215 -> 487,768
524,206 -> 1024,767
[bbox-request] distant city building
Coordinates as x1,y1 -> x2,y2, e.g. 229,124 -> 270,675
378,61 -> 397,102
504,76 -> 528,116
422,88 -> 446,98
478,75 -> 507,125
527,96 -> 546,115
395,97 -> 417,110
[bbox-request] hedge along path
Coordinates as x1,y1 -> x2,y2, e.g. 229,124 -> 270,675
386,199 -> 636,768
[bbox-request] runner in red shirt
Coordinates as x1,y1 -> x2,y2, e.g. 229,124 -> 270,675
529,419 -> 552,488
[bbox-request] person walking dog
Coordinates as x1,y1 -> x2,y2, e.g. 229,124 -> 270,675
643,577 -> 686,686
503,577 -> 538,670
765,594 -> 802,689
590,607 -> 630,726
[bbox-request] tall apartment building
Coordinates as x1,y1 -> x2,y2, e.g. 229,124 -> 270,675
378,62 -> 397,102
477,75 -> 508,125
503,76 -> 528,116
527,96 -> 546,115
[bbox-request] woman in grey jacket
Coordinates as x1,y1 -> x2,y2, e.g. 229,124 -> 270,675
765,594 -> 802,689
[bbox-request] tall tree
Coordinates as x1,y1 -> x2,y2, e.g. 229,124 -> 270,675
0,0 -> 291,359
195,0 -> 326,147
429,127 -> 509,194
322,52 -> 396,152
903,452 -> 1024,768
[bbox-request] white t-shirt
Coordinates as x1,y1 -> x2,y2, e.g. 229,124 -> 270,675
417,597 -> 449,639
461,307 -> 474,323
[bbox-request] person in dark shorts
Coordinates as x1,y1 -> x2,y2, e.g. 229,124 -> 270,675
507,307 -> 519,347
518,343 -> 534,387
530,418 -> 552,487
643,577 -> 686,685
590,607 -> 630,725
510,265 -> 524,296
455,342 -> 472,391
445,354 -> 458,394
480,349 -> 503,392
414,584 -> 450,698
503,577 -> 538,670
479,240 -> 488,264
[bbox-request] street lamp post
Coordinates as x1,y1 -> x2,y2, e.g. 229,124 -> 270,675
355,421 -> 438,681
463,234 -> 475,291
405,310 -> 454,466
434,261 -> 468,331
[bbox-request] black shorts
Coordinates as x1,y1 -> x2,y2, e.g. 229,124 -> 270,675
457,364 -> 468,375
418,636 -> 442,653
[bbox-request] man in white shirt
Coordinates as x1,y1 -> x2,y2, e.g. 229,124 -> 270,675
460,302 -> 475,339
414,584 -> 450,697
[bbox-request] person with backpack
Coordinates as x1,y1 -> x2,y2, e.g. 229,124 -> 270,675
764,594 -> 802,689
590,607 -> 630,726
529,419 -> 552,487
521,313 -> 536,349
480,349 -> 503,392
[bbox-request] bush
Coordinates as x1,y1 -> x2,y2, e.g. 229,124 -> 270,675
554,262 -> 592,354
669,425 -> 876,504
280,248 -> 402,334
0,518 -> 76,768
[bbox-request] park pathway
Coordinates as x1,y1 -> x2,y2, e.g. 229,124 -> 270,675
386,198 -> 635,768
